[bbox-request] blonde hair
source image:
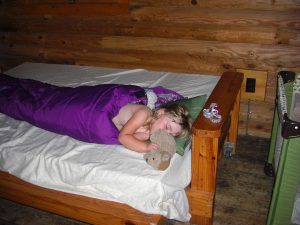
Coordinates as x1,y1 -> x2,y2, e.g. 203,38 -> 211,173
147,103 -> 193,138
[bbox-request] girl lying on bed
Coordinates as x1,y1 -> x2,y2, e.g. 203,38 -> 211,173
0,73 -> 192,153
113,103 -> 192,152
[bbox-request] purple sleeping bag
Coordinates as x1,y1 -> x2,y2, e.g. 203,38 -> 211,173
0,74 -> 183,144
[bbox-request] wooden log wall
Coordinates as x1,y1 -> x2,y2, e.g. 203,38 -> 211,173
1,0 -> 300,137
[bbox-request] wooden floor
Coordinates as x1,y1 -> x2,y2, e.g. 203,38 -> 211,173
0,135 -> 274,225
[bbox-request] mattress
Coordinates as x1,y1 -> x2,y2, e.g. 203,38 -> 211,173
0,62 -> 219,221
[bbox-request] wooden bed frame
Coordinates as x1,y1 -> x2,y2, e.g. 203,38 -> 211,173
0,71 -> 243,225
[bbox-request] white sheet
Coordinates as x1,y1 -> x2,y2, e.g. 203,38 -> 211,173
0,63 -> 219,221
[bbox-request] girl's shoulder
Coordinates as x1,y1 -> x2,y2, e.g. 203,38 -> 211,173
126,103 -> 151,114
118,104 -> 151,124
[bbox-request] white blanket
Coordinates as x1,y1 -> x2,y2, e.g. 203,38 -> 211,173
0,63 -> 219,221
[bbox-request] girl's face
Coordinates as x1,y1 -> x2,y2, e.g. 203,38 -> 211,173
150,114 -> 182,137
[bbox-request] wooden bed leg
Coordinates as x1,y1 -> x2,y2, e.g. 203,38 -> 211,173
188,71 -> 244,225
186,188 -> 214,225
189,213 -> 212,225
227,90 -> 241,154
187,135 -> 219,225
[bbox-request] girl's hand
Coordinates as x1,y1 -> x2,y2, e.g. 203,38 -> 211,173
146,142 -> 158,151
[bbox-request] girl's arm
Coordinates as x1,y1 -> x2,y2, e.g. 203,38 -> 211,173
118,108 -> 157,153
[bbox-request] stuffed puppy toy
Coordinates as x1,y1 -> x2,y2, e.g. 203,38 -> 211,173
144,130 -> 176,171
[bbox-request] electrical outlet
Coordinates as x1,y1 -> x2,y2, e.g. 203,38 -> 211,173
246,78 -> 256,93
237,69 -> 267,101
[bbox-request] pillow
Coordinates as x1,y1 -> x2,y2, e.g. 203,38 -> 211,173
173,94 -> 207,155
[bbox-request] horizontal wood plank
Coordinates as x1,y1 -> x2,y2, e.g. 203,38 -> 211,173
0,171 -> 163,225
3,18 -> 297,45
2,36 -> 300,75
131,7 -> 300,29
22,3 -> 129,16
3,32 -> 290,73
4,42 -> 298,75
130,0 -> 300,11
21,0 -> 128,3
